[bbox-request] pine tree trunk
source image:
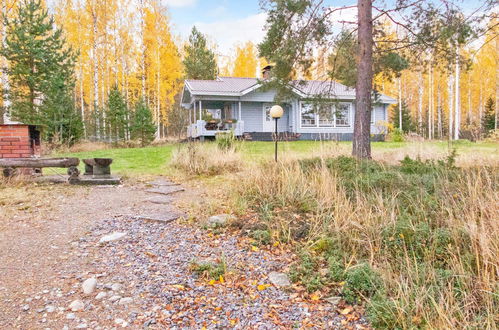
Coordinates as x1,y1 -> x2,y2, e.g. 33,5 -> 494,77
352,0 -> 373,159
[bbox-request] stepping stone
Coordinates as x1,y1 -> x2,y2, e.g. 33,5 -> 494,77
148,179 -> 180,187
145,195 -> 174,205
134,213 -> 181,224
145,186 -> 184,196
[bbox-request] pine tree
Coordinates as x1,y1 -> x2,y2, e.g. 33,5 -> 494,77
482,97 -> 495,134
183,26 -> 217,80
106,85 -> 128,142
390,101 -> 415,133
131,98 -> 156,146
1,0 -> 79,143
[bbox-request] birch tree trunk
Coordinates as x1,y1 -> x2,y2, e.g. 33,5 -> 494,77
0,0 -> 10,124
352,0 -> 373,159
398,77 -> 402,131
448,73 -> 454,140
418,72 -> 423,136
92,8 -> 100,140
454,49 -> 460,140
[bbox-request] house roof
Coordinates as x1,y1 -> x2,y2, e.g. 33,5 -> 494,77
183,76 -> 396,103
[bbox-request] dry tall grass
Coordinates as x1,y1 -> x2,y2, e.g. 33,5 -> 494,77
233,156 -> 498,328
171,142 -> 242,176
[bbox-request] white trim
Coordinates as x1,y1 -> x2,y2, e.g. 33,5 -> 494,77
238,101 -> 242,120
298,101 -> 353,130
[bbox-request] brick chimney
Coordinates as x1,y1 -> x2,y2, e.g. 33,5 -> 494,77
262,65 -> 273,80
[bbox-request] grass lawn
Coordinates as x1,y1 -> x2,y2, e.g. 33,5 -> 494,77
58,140 -> 498,177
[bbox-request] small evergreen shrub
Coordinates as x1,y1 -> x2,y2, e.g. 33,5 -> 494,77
343,263 -> 383,304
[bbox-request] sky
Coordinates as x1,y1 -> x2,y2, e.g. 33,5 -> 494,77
165,0 -> 491,57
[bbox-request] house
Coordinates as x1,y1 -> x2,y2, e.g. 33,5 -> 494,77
180,66 -> 396,141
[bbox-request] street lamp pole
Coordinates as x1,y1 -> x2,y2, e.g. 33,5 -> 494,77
270,105 -> 284,162
274,117 -> 278,162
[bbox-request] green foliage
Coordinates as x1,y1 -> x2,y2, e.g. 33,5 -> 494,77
329,30 -> 408,88
482,97 -> 496,134
190,257 -> 227,280
130,98 -> 156,146
289,252 -> 325,293
1,0 -> 80,144
215,131 -> 237,151
249,229 -> 272,245
390,101 -> 415,133
343,263 -> 384,304
106,85 -> 129,143
183,27 -> 217,80
389,128 -> 405,142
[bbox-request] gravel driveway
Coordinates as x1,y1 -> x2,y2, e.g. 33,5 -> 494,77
0,179 -> 367,329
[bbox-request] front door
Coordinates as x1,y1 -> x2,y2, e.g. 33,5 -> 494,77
262,104 -> 274,132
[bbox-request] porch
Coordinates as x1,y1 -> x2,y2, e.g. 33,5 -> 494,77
186,99 -> 245,139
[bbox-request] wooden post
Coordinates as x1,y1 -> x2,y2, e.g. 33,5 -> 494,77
239,101 -> 242,120
199,100 -> 202,120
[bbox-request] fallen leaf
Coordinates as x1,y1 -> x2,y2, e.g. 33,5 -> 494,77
339,307 -> 353,315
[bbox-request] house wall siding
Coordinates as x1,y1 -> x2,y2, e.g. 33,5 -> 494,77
241,102 -> 263,132
240,88 -> 277,102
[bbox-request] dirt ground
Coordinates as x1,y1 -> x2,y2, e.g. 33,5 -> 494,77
0,178 -> 366,329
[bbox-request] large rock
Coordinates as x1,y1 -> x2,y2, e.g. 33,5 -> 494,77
82,278 -> 97,295
268,272 -> 291,287
206,214 -> 236,228
99,232 -> 126,244
68,300 -> 85,312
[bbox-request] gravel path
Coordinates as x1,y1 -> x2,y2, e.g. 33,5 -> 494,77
0,179 -> 367,329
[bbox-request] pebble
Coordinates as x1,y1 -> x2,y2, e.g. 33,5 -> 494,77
82,278 -> 97,295
66,313 -> 76,320
45,305 -> 56,313
118,297 -> 132,305
109,295 -> 121,302
268,271 -> 291,287
206,214 -> 235,228
69,299 -> 85,312
75,323 -> 87,329
111,283 -> 122,291
21,304 -> 30,311
99,232 -> 127,243
95,292 -> 107,300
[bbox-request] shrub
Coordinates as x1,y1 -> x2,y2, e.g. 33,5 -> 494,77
171,142 -> 241,176
215,131 -> 238,151
389,128 -> 405,142
190,257 -> 227,280
249,229 -> 272,245
342,263 -> 384,304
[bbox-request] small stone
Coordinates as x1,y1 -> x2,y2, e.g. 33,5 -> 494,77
21,304 -> 30,311
115,318 -> 124,325
95,292 -> 107,300
99,232 -> 126,244
109,295 -> 121,302
69,299 -> 85,312
118,297 -> 132,305
111,283 -> 122,291
45,305 -> 56,313
75,323 -> 87,329
206,214 -> 235,228
62,326 -> 69,330
66,313 -> 76,320
82,278 -> 97,295
325,296 -> 341,305
25,298 -> 33,303
268,272 -> 291,287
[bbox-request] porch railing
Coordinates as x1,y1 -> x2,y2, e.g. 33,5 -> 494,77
187,120 -> 245,138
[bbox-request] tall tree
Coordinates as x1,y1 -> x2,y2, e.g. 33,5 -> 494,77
130,98 -> 155,146
183,26 -> 217,80
259,0 -> 492,158
233,41 -> 258,77
106,85 -> 128,142
1,0 -> 80,143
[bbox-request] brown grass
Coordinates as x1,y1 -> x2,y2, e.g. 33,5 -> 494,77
228,156 -> 498,328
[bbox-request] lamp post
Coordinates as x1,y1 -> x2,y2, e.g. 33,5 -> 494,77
270,105 -> 284,162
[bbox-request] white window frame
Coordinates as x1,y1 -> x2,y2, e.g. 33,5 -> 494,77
299,101 -> 352,128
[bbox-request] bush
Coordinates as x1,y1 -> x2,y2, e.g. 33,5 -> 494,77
215,131 -> 238,151
389,128 -> 405,142
190,257 -> 227,280
171,142 -> 241,176
342,263 -> 384,304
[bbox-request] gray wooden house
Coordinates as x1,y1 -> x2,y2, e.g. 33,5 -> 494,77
181,67 -> 396,141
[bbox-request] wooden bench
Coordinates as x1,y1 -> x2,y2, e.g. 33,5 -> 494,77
0,157 -> 80,178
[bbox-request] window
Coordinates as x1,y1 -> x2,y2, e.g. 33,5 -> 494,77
301,103 -> 316,127
335,103 -> 350,127
371,108 -> 375,124
301,102 -> 351,128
